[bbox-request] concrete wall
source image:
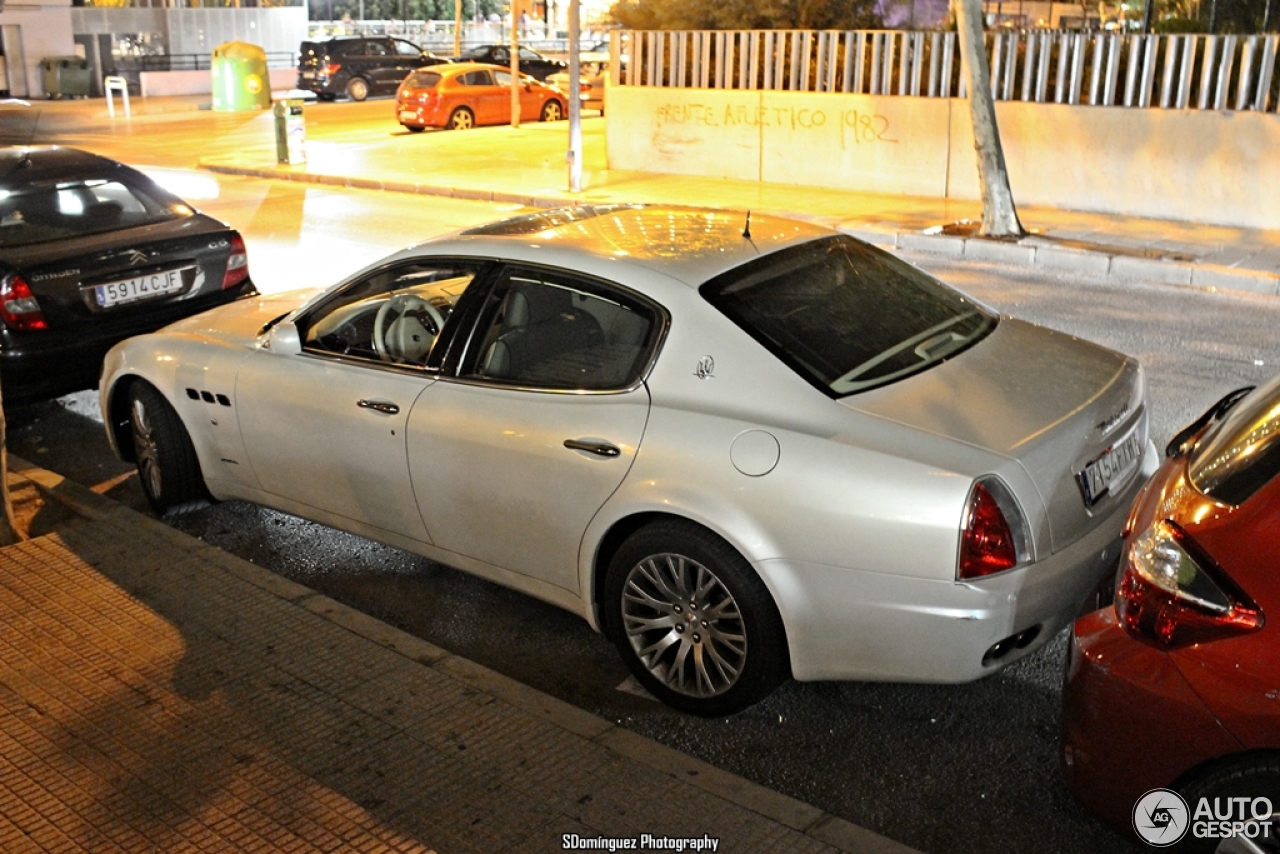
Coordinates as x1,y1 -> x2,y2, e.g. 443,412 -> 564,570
607,85 -> 1280,230
140,68 -> 297,98
0,1 -> 76,99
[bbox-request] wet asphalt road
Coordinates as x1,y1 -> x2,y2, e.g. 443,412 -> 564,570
12,243 -> 1279,854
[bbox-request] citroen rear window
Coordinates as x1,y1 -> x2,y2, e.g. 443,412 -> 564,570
0,177 -> 187,247
1189,373 -> 1280,506
701,236 -> 997,396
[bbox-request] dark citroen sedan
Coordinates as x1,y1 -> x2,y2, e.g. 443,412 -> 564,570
0,147 -> 257,403
454,44 -> 567,81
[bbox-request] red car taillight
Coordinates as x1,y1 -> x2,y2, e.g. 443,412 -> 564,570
0,273 -> 48,331
221,234 -> 250,290
319,62 -> 341,78
1116,519 -> 1264,649
958,478 -> 1029,580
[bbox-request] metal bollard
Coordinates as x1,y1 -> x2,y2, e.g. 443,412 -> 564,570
272,99 -> 306,165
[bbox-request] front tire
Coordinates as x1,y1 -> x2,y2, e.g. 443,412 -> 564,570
603,521 -> 788,716
128,382 -> 207,516
540,99 -> 564,122
447,106 -> 474,130
345,77 -> 369,101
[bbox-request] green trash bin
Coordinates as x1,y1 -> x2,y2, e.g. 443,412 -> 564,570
211,41 -> 271,112
39,56 -> 90,100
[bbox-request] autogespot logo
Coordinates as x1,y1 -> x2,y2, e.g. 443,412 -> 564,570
1134,788 -> 1190,847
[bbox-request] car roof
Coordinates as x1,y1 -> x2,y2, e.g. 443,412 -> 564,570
433,204 -> 835,287
0,146 -> 130,188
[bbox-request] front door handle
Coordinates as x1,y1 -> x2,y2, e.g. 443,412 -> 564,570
564,438 -> 621,458
357,399 -> 400,415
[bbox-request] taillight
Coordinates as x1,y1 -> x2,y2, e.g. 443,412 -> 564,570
221,233 -> 249,290
0,273 -> 48,331
320,62 -> 341,78
1116,519 -> 1264,649
958,478 -> 1030,580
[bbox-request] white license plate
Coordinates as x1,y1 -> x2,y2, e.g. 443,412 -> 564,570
94,268 -> 188,308
1077,423 -> 1144,506
301,71 -> 315,80
399,110 -> 417,121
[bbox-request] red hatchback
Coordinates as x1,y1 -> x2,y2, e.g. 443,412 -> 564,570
395,62 -> 566,131
1062,377 -> 1280,852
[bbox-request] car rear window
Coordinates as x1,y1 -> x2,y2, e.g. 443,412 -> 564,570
700,236 -> 997,396
1189,372 -> 1280,505
405,70 -> 441,88
0,178 -> 188,247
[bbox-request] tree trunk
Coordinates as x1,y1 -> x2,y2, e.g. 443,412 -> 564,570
0,382 -> 20,546
953,0 -> 1025,238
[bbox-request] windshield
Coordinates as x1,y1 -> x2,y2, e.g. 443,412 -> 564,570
0,177 -> 187,247
700,236 -> 997,396
1189,372 -> 1280,506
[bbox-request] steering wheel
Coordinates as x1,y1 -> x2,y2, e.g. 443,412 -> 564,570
372,294 -> 446,363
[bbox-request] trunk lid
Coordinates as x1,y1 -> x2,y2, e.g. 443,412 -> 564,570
6,214 -> 239,330
843,317 -> 1147,553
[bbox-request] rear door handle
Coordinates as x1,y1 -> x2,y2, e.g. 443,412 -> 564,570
357,399 -> 400,415
564,438 -> 621,458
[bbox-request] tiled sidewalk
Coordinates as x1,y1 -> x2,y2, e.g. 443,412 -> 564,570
0,464 -> 918,854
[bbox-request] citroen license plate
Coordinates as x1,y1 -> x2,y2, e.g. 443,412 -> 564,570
94,268 -> 189,308
1077,423 -> 1144,506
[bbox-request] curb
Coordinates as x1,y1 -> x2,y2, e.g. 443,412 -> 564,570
842,228 -> 1280,298
199,160 -> 1280,300
10,455 -> 923,854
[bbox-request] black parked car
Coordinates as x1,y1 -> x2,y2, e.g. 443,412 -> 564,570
298,36 -> 449,101
454,44 -> 567,81
0,147 -> 257,403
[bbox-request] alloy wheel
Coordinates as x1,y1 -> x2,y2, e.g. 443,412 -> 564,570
131,397 -> 162,499
621,553 -> 747,698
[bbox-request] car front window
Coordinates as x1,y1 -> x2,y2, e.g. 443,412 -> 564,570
0,178 -> 188,247
700,236 -> 997,396
1189,373 -> 1280,506
300,261 -> 481,369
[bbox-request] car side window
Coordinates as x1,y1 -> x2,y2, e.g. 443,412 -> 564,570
518,48 -> 541,61
460,267 -> 659,391
393,39 -> 420,57
461,70 -> 493,86
493,69 -> 513,87
365,39 -> 390,56
298,261 -> 482,369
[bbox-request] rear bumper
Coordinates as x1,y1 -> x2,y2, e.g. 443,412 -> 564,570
0,282 -> 256,404
770,439 -> 1160,683
1061,607 -> 1240,835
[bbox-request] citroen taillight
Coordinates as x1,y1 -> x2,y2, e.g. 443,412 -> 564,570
0,273 -> 48,331
958,477 -> 1031,580
221,233 -> 249,290
1116,519 -> 1264,649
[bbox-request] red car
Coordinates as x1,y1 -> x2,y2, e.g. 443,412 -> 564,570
1062,377 -> 1280,852
395,62 -> 566,131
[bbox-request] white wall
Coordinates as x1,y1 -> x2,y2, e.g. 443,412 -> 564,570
0,1 -> 76,99
607,85 -> 1280,230
140,68 -> 297,98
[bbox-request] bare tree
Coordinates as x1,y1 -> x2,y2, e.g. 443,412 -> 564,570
953,0 -> 1024,238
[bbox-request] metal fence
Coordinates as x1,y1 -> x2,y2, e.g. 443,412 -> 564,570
616,29 -> 1280,112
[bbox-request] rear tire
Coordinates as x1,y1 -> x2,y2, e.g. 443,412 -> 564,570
1175,754 -> 1280,853
128,382 -> 208,516
603,520 -> 788,717
345,77 -> 369,101
405,125 -> 426,133
447,106 -> 474,130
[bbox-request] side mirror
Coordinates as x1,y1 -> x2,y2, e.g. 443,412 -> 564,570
262,320 -> 302,355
